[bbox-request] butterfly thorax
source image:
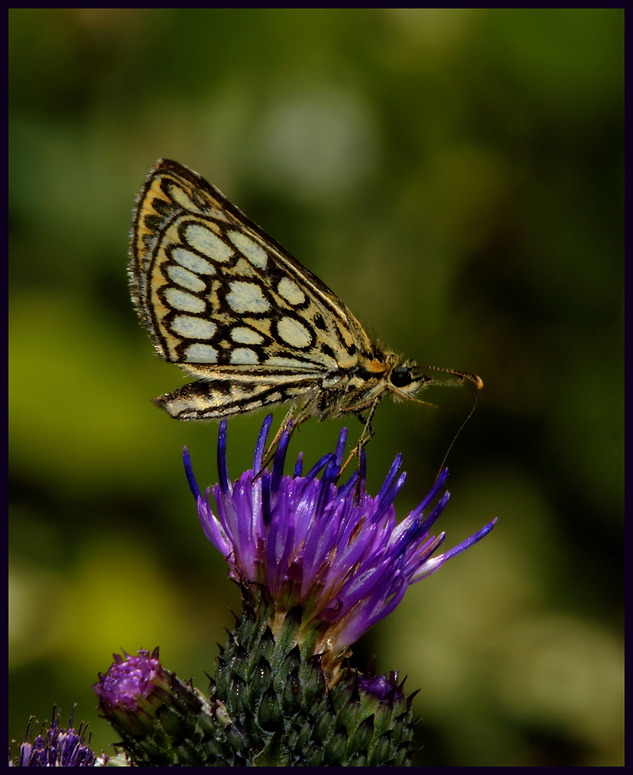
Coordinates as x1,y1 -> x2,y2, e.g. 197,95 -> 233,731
312,350 -> 434,420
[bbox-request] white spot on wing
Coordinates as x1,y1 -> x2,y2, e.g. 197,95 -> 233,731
167,183 -> 201,213
230,347 -> 260,364
231,327 -> 264,345
228,231 -> 268,269
286,386 -> 310,396
265,356 -> 317,369
164,397 -> 199,415
226,281 -> 270,313
185,343 -> 218,362
167,265 -> 206,292
165,288 -> 206,314
172,247 -> 216,275
277,316 -> 312,348
277,277 -> 306,305
184,223 -> 233,262
172,315 -> 216,339
208,207 -> 228,222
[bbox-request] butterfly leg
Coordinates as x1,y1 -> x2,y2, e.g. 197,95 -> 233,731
255,402 -> 311,479
338,396 -> 381,478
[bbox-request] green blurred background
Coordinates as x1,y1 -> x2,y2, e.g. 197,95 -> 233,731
9,9 -> 623,766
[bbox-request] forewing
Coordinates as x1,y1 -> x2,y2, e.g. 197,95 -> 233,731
129,159 -> 374,383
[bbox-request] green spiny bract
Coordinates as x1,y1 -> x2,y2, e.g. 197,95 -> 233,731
206,584 -> 416,767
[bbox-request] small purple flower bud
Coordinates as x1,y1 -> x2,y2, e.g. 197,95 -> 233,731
93,647 -> 164,711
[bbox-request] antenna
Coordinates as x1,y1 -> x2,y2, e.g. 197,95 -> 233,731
434,377 -> 480,482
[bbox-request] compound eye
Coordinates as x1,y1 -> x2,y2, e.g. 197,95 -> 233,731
390,366 -> 413,388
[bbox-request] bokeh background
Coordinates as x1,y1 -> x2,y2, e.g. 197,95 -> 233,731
9,9 -> 623,766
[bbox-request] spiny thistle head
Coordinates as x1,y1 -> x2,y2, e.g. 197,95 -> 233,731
169,416 -> 496,766
93,648 -> 225,767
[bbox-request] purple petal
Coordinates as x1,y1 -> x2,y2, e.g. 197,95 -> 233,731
183,447 -> 200,500
217,421 -> 230,494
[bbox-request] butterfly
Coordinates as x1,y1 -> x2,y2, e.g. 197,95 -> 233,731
129,159 -> 482,456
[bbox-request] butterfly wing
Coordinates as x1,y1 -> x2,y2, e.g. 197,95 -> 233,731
130,159 -> 375,376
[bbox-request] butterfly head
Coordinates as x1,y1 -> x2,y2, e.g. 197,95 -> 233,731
387,362 -> 483,401
387,363 -> 432,400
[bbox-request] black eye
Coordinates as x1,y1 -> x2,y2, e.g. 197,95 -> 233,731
390,366 -> 413,388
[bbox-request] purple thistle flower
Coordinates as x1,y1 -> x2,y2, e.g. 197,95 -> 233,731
184,415 -> 496,660
10,709 -> 99,767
